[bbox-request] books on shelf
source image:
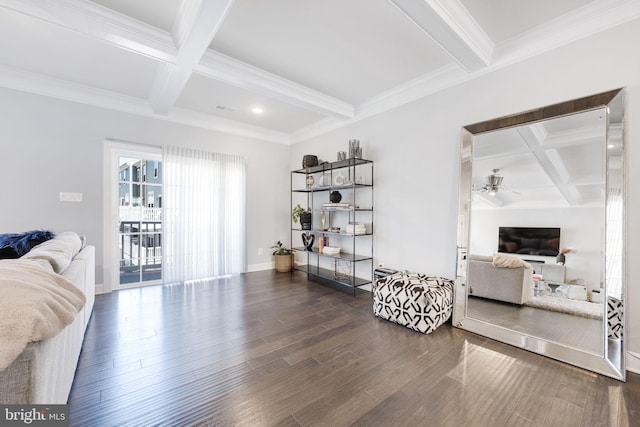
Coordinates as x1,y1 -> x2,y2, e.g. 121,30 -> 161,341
345,223 -> 367,235
322,203 -> 352,211
322,246 -> 341,256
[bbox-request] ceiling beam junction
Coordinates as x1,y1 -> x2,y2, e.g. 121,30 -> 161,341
148,0 -> 235,115
517,125 -> 582,206
388,0 -> 493,72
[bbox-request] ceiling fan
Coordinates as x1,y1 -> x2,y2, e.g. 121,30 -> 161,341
473,169 -> 504,195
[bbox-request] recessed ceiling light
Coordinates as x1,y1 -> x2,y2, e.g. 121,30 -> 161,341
251,106 -> 264,115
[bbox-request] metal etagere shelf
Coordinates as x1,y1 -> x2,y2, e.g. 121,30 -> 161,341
291,158 -> 373,296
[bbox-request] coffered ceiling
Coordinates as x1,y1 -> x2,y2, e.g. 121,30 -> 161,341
0,0 -> 638,144
472,108 -> 609,209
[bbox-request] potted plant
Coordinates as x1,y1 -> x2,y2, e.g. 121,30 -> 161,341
292,204 -> 312,230
271,240 -> 293,272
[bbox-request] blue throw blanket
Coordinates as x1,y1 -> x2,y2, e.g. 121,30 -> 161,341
0,230 -> 55,259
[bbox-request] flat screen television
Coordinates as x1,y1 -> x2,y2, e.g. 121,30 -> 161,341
498,227 -> 560,256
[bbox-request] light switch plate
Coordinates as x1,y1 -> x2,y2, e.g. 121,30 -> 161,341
59,192 -> 83,202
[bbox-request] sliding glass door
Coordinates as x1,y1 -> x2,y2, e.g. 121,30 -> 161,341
110,146 -> 163,288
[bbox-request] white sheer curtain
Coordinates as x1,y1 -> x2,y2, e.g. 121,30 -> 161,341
606,188 -> 623,299
162,146 -> 246,284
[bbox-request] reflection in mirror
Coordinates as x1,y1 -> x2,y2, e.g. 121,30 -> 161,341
455,89 -> 626,380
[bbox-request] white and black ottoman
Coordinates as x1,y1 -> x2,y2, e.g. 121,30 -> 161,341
373,272 -> 454,334
607,297 -> 623,340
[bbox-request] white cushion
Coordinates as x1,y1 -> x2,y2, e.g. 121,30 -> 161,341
492,253 -> 532,269
21,232 -> 83,274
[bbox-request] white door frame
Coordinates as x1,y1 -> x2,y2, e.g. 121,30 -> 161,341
103,139 -> 162,292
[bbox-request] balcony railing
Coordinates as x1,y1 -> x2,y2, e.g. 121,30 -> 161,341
119,218 -> 162,284
119,206 -> 162,222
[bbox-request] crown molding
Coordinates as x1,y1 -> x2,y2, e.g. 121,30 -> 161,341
388,0 -> 493,71
290,117 -> 346,144
356,63 -> 467,118
197,51 -> 354,119
493,0 -> 640,67
290,64 -> 468,143
167,106 -> 289,144
0,0 -> 177,62
0,64 -> 154,115
0,65 -> 289,145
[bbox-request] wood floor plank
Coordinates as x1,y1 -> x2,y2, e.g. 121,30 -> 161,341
67,270 -> 640,426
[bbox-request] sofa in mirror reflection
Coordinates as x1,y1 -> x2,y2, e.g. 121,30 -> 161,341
467,255 -> 533,305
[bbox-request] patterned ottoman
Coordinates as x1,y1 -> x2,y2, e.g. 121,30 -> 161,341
607,297 -> 623,340
373,272 -> 454,334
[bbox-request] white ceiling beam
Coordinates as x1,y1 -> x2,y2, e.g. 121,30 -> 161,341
388,0 -> 493,72
517,126 -> 581,206
149,0 -> 235,115
0,64 -> 289,144
0,0 -> 176,62
196,51 -> 354,119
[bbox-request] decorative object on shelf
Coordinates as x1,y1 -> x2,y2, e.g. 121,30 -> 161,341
305,175 -> 314,189
334,258 -> 351,281
321,211 -> 327,231
337,151 -> 346,161
334,174 -> 345,185
319,234 -> 329,253
302,155 -> 318,168
301,232 -> 315,251
329,191 -> 342,203
355,175 -> 364,184
556,247 -> 573,265
270,241 -> 292,272
348,139 -> 360,159
329,227 -> 341,233
318,172 -> 331,187
292,204 -> 312,230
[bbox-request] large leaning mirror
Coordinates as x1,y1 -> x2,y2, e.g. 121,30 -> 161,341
454,88 -> 626,380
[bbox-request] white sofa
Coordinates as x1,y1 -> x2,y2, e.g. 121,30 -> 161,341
467,255 -> 533,305
0,233 -> 95,404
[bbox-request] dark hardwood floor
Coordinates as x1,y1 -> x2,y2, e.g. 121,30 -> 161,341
68,270 -> 640,426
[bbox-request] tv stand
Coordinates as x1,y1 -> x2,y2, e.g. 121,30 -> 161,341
528,260 -> 565,283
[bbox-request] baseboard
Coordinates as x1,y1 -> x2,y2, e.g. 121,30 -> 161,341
627,351 -> 640,374
94,283 -> 106,294
247,262 -> 274,272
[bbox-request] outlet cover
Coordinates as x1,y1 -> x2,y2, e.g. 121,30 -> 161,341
59,192 -> 83,202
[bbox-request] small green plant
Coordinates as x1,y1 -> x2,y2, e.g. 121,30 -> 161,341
271,240 -> 292,256
291,204 -> 311,224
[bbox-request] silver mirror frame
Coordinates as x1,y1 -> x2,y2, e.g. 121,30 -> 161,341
454,88 -> 626,381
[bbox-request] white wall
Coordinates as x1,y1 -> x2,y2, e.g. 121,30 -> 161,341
469,207 -> 603,289
0,87 -> 291,285
291,20 -> 640,369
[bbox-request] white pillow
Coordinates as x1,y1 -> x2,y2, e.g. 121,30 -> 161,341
21,232 -> 83,274
492,253 -> 532,269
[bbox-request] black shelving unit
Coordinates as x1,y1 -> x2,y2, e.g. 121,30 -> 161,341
291,158 -> 374,296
